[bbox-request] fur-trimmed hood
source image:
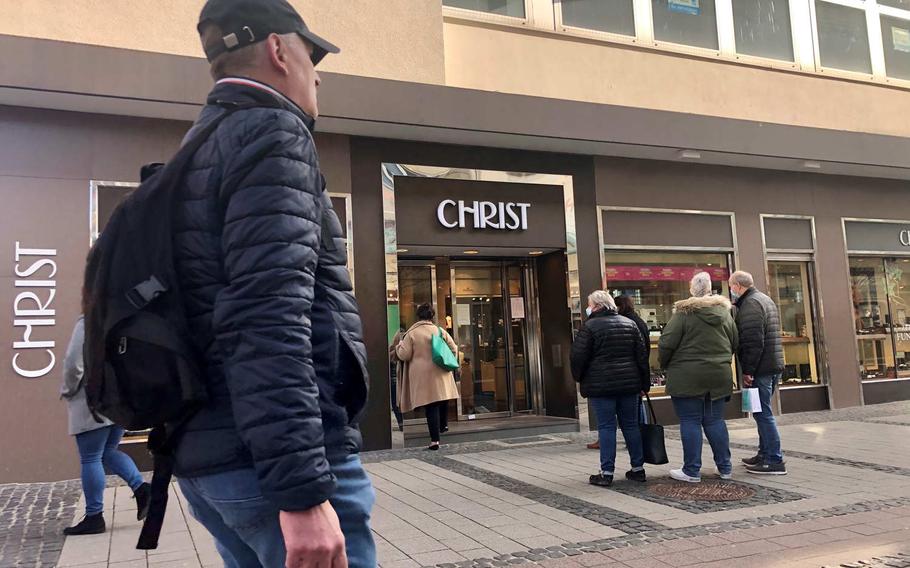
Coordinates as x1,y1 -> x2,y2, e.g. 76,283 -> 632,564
673,294 -> 732,327
674,294 -> 732,313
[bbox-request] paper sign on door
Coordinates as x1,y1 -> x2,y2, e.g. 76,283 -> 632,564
510,297 -> 525,319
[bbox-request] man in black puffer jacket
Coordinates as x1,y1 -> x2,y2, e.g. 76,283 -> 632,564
729,270 -> 787,476
572,291 -> 650,487
171,2 -> 374,567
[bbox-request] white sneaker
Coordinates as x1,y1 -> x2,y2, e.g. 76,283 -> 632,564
670,468 -> 701,483
716,469 -> 733,480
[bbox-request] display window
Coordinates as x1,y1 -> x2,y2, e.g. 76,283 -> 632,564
767,261 -> 822,386
604,251 -> 733,395
850,256 -> 910,379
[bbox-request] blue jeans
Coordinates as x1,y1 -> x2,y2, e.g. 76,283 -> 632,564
74,425 -> 144,515
178,454 -> 376,568
589,395 -> 644,475
753,374 -> 784,464
671,396 -> 732,478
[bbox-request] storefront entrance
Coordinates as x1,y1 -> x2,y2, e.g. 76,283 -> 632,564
399,258 -> 542,421
384,164 -> 581,443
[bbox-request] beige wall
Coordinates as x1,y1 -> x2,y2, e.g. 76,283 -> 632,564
0,0 -> 446,84
444,20 -> 910,138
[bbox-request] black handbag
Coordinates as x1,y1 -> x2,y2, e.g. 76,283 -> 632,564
640,393 -> 669,465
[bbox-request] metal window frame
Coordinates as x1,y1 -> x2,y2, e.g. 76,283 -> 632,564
840,216 -> 910,402
89,180 -> 139,243
597,206 -> 739,280
598,206 -> 739,400
327,192 -> 357,291
759,214 -> 830,403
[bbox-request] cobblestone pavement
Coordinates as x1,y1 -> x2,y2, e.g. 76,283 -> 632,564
2,400 -> 908,568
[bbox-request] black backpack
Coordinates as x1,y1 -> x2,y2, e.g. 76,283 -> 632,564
82,101 -> 264,549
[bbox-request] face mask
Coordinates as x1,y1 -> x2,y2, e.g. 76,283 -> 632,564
585,307 -> 593,317
730,290 -> 739,301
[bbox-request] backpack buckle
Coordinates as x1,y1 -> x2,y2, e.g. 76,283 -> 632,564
118,337 -> 128,355
126,276 -> 168,310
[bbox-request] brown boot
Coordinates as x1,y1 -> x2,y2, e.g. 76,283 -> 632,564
586,441 -> 600,450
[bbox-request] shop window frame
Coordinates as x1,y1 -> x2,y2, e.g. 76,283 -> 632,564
598,206 -> 739,399
90,182 -> 357,291
842,217 -> 910,399
759,214 -> 829,397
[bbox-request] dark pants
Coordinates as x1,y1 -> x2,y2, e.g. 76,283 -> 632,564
390,375 -> 403,428
424,400 -> 449,443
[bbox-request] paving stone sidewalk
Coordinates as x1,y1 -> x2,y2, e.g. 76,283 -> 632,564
2,401 -> 909,568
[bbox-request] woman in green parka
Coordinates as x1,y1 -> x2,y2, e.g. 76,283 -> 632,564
659,272 -> 739,483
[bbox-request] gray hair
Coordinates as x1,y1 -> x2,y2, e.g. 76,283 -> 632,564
729,270 -> 755,289
588,290 -> 617,311
690,272 -> 713,297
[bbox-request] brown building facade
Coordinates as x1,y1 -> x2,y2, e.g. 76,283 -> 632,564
2,0 -> 910,483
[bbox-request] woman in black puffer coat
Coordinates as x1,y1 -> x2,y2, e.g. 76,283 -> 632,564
571,291 -> 650,487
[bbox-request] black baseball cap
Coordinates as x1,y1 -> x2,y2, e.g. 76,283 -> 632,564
198,0 -> 340,65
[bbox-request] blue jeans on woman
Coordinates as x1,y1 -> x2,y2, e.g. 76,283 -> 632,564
671,395 -> 732,479
589,394 -> 644,475
74,425 -> 144,515
178,454 -> 376,568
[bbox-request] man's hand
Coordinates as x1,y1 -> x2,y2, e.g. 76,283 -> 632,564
743,374 -> 754,387
280,502 -> 347,568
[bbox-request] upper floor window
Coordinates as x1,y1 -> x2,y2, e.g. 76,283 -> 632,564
815,0 -> 873,74
446,0 -> 910,87
652,0 -> 720,49
732,0 -> 795,61
560,0 -> 636,36
443,0 -> 526,18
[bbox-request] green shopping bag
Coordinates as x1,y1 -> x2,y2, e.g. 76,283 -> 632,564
431,326 -> 459,371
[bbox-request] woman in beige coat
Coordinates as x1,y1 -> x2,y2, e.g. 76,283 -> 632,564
396,303 -> 459,450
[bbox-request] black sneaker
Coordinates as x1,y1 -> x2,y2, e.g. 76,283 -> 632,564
625,469 -> 647,482
741,454 -> 763,466
63,513 -> 106,536
134,482 -> 151,521
589,473 -> 613,487
746,462 -> 787,475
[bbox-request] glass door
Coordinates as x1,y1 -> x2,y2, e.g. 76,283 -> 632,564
450,261 -> 535,418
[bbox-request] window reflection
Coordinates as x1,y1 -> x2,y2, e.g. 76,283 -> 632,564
849,257 -> 910,380
768,262 -> 820,386
815,1 -> 872,74
561,0 -> 636,36
652,0 -> 719,49
732,0 -> 794,61
605,251 -> 731,395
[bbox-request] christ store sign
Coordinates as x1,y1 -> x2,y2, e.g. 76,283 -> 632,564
394,177 -> 566,250
11,243 -> 58,378
436,200 -> 531,230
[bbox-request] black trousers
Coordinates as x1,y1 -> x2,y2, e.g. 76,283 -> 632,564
424,400 -> 449,443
